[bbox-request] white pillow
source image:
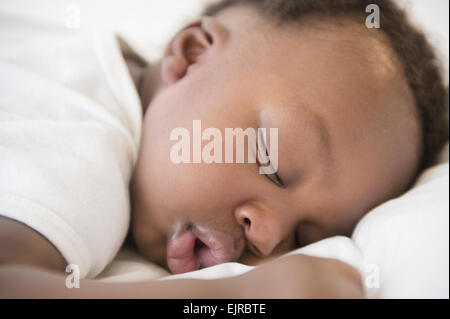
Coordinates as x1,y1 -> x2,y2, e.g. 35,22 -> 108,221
352,149 -> 449,298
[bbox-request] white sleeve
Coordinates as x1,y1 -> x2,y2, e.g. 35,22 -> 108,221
0,13 -> 142,278
0,60 -> 136,278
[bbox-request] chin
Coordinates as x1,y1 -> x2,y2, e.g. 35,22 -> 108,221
132,223 -> 168,268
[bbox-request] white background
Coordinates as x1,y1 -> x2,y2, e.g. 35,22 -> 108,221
1,0 -> 448,70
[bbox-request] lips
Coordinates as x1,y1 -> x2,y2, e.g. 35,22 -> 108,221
166,225 -> 243,274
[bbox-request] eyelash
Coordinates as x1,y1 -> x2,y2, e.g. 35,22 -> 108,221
256,129 -> 285,188
265,171 -> 285,188
256,157 -> 285,188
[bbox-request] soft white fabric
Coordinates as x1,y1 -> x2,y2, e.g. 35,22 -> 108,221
352,161 -> 449,299
94,247 -> 171,283
0,11 -> 142,278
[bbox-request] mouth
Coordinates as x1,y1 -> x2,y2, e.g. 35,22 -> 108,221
166,224 -> 243,274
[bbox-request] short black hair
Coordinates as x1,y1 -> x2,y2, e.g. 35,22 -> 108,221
203,0 -> 449,175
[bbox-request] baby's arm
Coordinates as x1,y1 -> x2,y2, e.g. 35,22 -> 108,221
0,217 -> 363,298
0,256 -> 363,298
0,216 -> 66,272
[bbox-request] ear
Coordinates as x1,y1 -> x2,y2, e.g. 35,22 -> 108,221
161,16 -> 229,85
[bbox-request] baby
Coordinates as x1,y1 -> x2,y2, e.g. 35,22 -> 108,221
129,0 -> 448,275
0,0 -> 448,298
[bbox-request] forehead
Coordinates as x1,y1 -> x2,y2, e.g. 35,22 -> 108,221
219,4 -> 408,120
223,6 -> 401,81
239,18 -> 399,132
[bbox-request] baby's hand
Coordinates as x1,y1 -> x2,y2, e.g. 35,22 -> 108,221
235,254 -> 364,298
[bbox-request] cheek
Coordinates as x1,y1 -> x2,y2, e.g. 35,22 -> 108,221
295,221 -> 327,247
138,133 -> 264,225
140,98 -> 255,204
153,161 -> 254,211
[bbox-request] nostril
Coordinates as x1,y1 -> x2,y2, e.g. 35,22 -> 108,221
194,238 -> 206,254
243,217 -> 251,227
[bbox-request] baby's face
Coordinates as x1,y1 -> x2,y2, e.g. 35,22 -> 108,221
131,7 -> 422,274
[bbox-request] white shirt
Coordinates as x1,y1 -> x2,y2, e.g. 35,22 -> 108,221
0,9 -> 143,278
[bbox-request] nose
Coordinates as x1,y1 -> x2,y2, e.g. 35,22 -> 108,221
234,202 -> 284,257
